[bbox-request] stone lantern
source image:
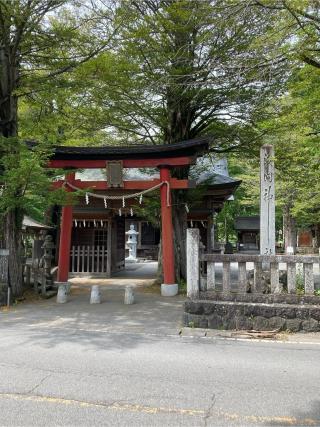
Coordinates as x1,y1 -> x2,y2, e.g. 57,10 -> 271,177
125,224 -> 139,262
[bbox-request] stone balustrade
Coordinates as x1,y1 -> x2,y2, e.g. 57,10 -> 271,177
202,254 -> 319,295
186,228 -> 320,299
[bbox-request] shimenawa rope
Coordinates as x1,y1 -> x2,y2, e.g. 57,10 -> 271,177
64,180 -> 171,206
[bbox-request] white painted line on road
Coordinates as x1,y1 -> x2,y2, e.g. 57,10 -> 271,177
0,392 -> 319,425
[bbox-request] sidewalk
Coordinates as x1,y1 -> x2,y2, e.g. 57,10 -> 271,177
0,284 -> 185,337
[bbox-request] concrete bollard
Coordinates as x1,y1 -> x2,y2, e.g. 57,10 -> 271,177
124,286 -> 134,304
90,285 -> 101,304
57,284 -> 68,303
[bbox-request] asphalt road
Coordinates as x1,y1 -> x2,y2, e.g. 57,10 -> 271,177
1,320 -> 320,426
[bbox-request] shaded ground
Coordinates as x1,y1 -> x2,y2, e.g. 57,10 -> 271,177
1,272 -> 184,337
69,260 -> 159,289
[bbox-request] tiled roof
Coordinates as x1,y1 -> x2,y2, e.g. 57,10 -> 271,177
22,216 -> 53,230
28,137 -> 209,160
234,216 -> 260,231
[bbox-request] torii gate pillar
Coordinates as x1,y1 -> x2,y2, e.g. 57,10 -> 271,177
159,167 -> 178,296
57,175 -> 74,283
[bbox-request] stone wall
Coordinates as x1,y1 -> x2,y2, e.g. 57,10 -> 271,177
184,299 -> 320,332
200,291 -> 320,305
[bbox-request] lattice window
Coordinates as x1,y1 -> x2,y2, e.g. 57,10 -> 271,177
94,229 -> 108,246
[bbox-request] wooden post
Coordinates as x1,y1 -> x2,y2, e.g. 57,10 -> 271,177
107,220 -> 112,277
87,245 -> 91,273
159,167 -> 177,296
186,228 -> 199,299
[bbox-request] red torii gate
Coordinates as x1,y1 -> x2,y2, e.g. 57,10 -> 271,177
48,138 -> 209,296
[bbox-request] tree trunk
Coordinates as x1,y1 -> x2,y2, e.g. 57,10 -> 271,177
172,192 -> 188,282
0,46 -> 22,297
283,205 -> 297,253
4,209 -> 23,297
0,47 -> 18,137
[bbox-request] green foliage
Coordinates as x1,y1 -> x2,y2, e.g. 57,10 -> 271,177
259,1 -> 320,69
259,65 -> 320,228
295,272 -> 304,296
0,1 -> 117,143
0,138 -> 72,224
133,192 -> 161,228
34,0 -> 286,150
178,279 -> 187,295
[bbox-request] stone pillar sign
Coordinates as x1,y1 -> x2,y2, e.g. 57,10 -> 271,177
260,144 -> 275,255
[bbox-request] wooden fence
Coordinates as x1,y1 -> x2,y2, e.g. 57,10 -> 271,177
186,228 -> 320,299
70,245 -> 110,275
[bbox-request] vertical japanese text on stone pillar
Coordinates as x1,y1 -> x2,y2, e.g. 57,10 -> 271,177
260,145 -> 275,255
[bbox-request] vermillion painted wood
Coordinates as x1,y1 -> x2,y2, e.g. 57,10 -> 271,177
160,167 -> 175,285
57,174 -> 74,282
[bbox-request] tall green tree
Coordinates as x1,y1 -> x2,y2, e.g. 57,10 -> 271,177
263,65 -> 320,250
67,0 -> 287,279
0,0 -> 117,296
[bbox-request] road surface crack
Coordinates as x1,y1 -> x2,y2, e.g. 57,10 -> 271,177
27,374 -> 51,394
203,393 -> 216,427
